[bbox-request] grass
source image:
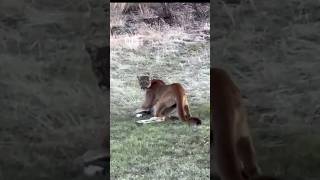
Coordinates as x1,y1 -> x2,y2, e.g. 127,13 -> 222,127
213,0 -> 320,179
254,128 -> 320,179
0,56 -> 107,180
110,3 -> 210,179
111,119 -> 210,180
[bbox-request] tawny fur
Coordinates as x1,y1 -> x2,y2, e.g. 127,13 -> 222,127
213,68 -> 282,180
213,68 -> 260,180
140,79 -> 201,125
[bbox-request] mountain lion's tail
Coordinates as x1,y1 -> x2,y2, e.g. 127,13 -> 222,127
175,86 -> 201,125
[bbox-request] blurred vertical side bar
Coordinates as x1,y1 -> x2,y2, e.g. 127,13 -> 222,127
210,0 -> 214,179
105,1 -> 110,179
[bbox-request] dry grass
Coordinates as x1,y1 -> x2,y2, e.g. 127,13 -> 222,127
110,3 -> 210,116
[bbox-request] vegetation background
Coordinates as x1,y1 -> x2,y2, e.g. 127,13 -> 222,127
0,0 -> 107,179
213,0 -> 320,179
110,3 -> 210,180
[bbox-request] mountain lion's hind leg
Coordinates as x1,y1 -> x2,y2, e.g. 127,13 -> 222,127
236,107 -> 260,178
162,104 -> 178,119
135,101 -> 169,124
153,96 -> 176,117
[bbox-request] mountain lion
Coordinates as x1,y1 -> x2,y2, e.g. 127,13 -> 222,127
136,77 -> 201,125
213,68 -> 279,180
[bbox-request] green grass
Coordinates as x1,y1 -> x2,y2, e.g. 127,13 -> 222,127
111,118 -> 210,180
252,127 -> 320,179
0,56 -> 107,180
